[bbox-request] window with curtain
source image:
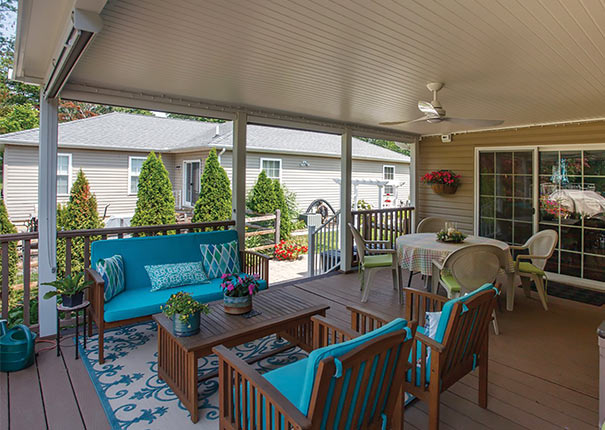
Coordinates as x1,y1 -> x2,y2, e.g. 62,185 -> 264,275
129,157 -> 146,194
57,154 -> 71,195
261,158 -> 281,180
384,165 -> 395,194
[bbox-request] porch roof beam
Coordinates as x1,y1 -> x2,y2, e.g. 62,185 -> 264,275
60,83 -> 417,142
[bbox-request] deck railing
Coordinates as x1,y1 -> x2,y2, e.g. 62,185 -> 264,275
0,220 -> 234,328
307,206 -> 414,276
245,209 -> 280,252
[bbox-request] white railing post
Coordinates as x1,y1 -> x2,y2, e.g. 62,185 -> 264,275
232,111 -> 247,246
409,138 -> 419,233
308,225 -> 316,277
599,321 -> 605,428
340,129 -> 353,271
38,93 -> 59,337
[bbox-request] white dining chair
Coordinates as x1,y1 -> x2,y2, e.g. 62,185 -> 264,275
406,217 -> 450,288
431,244 -> 508,334
510,230 -> 558,311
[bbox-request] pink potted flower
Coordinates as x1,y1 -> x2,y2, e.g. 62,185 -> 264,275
220,273 -> 262,315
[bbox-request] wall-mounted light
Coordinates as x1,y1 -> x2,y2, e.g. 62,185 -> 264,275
300,160 -> 310,167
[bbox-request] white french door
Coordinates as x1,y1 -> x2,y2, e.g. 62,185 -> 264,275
183,160 -> 201,207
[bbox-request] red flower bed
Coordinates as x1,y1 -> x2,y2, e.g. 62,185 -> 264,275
274,240 -> 308,261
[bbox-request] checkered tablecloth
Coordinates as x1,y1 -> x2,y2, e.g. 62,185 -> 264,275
396,233 -> 515,276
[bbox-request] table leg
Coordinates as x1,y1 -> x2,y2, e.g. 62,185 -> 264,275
75,310 -> 79,360
506,272 -> 515,311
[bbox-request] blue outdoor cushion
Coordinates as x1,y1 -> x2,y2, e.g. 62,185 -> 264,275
96,254 -> 125,302
145,261 -> 209,292
103,276 -> 267,322
263,358 -> 309,409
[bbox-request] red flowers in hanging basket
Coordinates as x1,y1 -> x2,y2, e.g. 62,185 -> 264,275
421,170 -> 461,187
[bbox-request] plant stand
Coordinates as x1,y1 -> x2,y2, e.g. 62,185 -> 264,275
56,300 -> 90,360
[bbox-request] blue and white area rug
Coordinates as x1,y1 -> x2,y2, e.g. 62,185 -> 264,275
78,321 -> 306,429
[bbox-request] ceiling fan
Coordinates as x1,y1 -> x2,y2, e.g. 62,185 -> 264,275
379,83 -> 503,128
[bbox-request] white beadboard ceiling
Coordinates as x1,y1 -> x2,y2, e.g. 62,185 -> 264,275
24,0 -> 605,135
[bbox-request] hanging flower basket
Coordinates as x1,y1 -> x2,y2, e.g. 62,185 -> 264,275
431,184 -> 458,194
421,170 -> 461,195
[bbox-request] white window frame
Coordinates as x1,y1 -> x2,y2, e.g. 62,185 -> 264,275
128,156 -> 147,195
56,153 -> 72,196
182,159 -> 202,207
260,157 -> 282,181
383,165 -> 395,194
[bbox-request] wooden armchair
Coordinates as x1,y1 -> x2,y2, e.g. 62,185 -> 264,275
213,313 -> 417,430
349,284 -> 499,430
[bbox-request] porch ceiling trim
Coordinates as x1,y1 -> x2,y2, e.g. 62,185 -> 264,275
61,83 -> 418,142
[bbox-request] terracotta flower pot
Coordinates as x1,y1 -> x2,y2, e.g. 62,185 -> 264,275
432,184 -> 458,195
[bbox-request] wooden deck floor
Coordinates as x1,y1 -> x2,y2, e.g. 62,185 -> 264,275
1,270 -> 602,429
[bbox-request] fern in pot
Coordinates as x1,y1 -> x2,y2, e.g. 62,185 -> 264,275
162,292 -> 210,337
42,271 -> 92,308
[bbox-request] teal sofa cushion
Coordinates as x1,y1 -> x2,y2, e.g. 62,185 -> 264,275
91,230 -> 240,293
199,240 -> 241,279
145,261 -> 209,292
263,358 -> 308,409
104,277 -> 266,322
96,254 -> 125,302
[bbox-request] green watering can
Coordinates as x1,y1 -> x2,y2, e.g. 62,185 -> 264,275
0,319 -> 37,372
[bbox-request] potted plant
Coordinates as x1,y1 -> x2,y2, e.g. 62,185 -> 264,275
220,273 -> 262,315
42,271 -> 92,308
421,170 -> 461,194
162,292 -> 210,337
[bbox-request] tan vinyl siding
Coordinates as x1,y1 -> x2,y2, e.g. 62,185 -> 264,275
417,120 -> 605,234
3,145 -> 175,223
219,151 -> 409,212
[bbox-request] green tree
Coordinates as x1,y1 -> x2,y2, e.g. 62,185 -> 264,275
192,148 -> 232,228
131,152 -> 176,227
0,197 -> 17,285
273,180 -> 293,240
56,170 -> 104,277
247,171 -> 293,240
0,103 -> 39,133
358,137 -> 410,156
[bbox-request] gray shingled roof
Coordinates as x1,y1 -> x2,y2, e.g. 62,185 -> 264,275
0,112 -> 410,162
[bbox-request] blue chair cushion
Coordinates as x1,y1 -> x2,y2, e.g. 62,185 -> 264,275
263,358 -> 309,409
103,276 -> 267,322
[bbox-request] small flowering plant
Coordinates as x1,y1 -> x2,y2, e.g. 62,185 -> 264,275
220,273 -> 262,297
421,170 -> 461,186
436,227 -> 467,243
274,240 -> 308,261
162,291 -> 210,323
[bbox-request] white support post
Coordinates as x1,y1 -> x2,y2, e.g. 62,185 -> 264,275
340,129 -> 353,272
38,94 -> 58,337
409,139 -> 419,233
232,111 -> 247,246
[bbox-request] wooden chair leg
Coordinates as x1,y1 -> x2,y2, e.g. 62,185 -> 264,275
98,326 -> 105,364
534,275 -> 549,311
428,389 -> 440,430
391,387 -> 405,430
407,270 -> 414,288
87,309 -> 93,337
478,337 -> 489,408
491,310 -> 500,335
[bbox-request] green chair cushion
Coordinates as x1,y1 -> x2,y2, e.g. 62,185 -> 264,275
518,262 -> 545,276
362,254 -> 393,268
440,270 -> 461,294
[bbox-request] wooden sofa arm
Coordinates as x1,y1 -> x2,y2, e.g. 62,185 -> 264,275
311,315 -> 361,349
213,345 -> 312,430
347,305 -> 393,335
403,287 -> 449,327
85,267 -> 105,324
241,250 -> 270,286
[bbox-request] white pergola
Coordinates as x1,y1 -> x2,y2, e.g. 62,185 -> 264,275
14,1 -> 419,336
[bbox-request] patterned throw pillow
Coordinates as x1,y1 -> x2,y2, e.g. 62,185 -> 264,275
96,255 -> 125,302
145,261 -> 210,292
199,240 -> 241,279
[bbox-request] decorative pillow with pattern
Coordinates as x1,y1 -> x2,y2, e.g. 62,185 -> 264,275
96,255 -> 125,302
145,261 -> 210,292
199,240 -> 241,279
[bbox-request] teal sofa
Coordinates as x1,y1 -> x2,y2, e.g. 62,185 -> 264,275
86,230 -> 269,363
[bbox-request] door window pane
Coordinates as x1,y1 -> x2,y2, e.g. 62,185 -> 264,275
480,197 -> 494,218
496,175 -> 513,196
560,251 -> 581,277
480,175 -> 494,195
584,150 -> 605,176
479,152 -> 494,173
514,152 -> 532,174
480,218 -> 494,238
514,176 -> 532,198
495,198 -> 512,219
514,199 -> 533,222
584,255 -> 605,281
584,228 -> 605,256
560,226 -> 581,250
513,222 -> 533,245
495,220 -> 512,243
496,152 -> 512,174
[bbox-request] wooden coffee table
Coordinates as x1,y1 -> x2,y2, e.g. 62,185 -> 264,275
152,288 -> 329,423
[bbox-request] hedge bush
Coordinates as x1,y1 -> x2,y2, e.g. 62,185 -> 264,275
247,171 -> 293,240
56,169 -> 104,277
192,148 -> 232,229
131,152 -> 176,227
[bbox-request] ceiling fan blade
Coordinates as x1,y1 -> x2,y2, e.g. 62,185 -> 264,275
442,117 -> 504,127
379,115 -> 429,126
418,101 -> 440,117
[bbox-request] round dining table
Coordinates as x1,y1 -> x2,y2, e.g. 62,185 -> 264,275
396,233 -> 517,311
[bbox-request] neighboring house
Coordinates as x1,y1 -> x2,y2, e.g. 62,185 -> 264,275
0,113 -> 410,224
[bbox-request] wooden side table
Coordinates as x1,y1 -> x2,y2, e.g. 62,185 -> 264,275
57,300 -> 90,360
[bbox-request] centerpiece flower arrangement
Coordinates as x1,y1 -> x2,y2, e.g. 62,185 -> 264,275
274,240 -> 308,261
162,291 -> 210,337
421,170 -> 461,194
220,273 -> 262,314
436,227 -> 467,243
